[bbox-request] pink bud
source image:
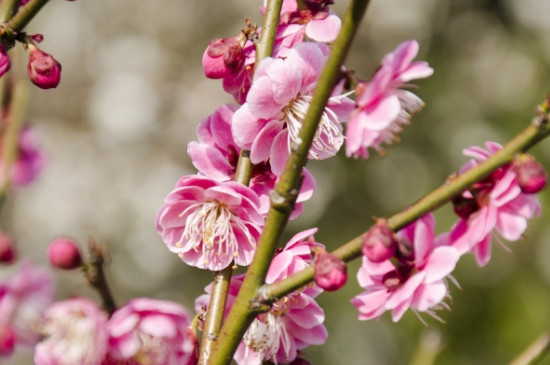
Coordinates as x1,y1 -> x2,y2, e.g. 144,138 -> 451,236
0,324 -> 16,356
0,46 -> 10,79
313,248 -> 347,291
203,36 -> 243,78
513,154 -> 547,194
47,237 -> 82,270
30,33 -> 44,43
0,232 -> 16,263
27,45 -> 62,89
362,220 -> 397,262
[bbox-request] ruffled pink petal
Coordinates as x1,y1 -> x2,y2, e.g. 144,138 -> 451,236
270,130 -> 290,175
495,210 -> 527,241
473,234 -> 492,267
396,61 -> 434,83
232,104 -> 266,149
187,142 -> 233,181
247,75 -> 283,119
350,290 -> 390,320
286,42 -> 328,92
264,58 -> 302,105
411,280 -> 447,312
250,120 -> 283,164
423,246 -> 460,284
139,314 -> 177,338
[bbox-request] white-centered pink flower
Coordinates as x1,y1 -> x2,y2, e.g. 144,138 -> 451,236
105,298 -> 197,365
195,228 -> 327,365
449,142 -> 542,266
232,42 -> 354,175
156,175 -> 264,270
346,39 -> 433,159
187,104 -> 316,220
34,297 -> 108,365
351,214 -> 460,323
0,261 -> 54,354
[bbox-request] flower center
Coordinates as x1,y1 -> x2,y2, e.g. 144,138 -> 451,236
284,94 -> 344,159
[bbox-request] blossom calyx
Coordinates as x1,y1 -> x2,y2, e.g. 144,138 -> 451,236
512,154 -> 547,194
27,45 -> 62,89
362,220 -> 397,262
47,237 -> 83,270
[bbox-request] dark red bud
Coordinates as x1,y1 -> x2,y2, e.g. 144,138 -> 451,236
452,194 -> 479,219
27,45 -> 62,89
0,232 -> 15,263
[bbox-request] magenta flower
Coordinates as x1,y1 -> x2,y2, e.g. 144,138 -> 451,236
105,298 -> 197,365
0,261 -> 54,353
0,125 -> 45,188
27,45 -> 62,89
34,297 -> 108,365
156,175 -> 264,270
351,214 -> 460,322
232,42 -> 354,175
449,142 -> 542,266
195,228 -> 327,364
0,46 -> 10,79
346,39 -> 433,158
187,104 -> 316,219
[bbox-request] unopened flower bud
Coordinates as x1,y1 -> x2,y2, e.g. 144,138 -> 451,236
0,324 -> 16,356
47,237 -> 82,270
452,195 -> 479,219
0,46 -> 10,79
513,154 -> 547,194
0,232 -> 16,263
313,247 -> 347,291
27,45 -> 62,89
203,36 -> 243,78
30,33 -> 44,43
362,220 -> 397,262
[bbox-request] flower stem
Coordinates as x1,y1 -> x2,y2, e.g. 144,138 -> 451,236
509,331 -> 550,365
207,0 -> 371,364
84,237 -> 117,316
0,0 -> 20,24
3,0 -> 49,41
264,108 -> 550,300
255,0 -> 283,66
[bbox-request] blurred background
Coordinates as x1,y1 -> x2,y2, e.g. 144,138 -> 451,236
3,0 -> 550,363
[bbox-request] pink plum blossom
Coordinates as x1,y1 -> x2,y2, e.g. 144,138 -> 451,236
0,261 -> 54,354
195,228 -> 327,364
346,39 -> 433,158
105,298 -> 197,365
449,142 -> 542,266
351,214 -> 460,322
34,297 -> 108,365
187,104 -> 316,219
0,46 -> 10,79
156,175 -> 264,270
0,125 -> 45,188
203,24 -> 304,104
232,42 -> 354,175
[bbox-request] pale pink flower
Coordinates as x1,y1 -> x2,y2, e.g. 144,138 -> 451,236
187,104 -> 316,219
449,142 -> 542,266
0,261 -> 54,352
105,298 -> 197,365
34,297 -> 108,365
0,125 -> 45,188
346,39 -> 433,158
156,175 -> 264,270
351,214 -> 460,322
195,228 -> 327,364
232,42 -> 354,175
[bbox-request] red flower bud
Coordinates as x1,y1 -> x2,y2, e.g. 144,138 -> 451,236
0,232 -> 16,263
27,45 -> 62,89
452,194 -> 479,219
513,154 -> 547,194
313,248 -> 347,291
0,324 -> 15,356
362,220 -> 397,262
47,237 -> 82,270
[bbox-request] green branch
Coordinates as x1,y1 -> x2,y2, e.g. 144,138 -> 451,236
4,0 -> 49,35
264,112 -> 550,300
207,0 -> 372,364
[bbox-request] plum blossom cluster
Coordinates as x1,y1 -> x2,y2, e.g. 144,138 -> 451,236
352,143 -> 545,322
196,229 -> 328,364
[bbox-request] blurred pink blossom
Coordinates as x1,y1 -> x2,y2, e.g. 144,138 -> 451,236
105,298 -> 197,365
156,175 -> 264,270
34,297 -> 108,365
449,142 -> 542,266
